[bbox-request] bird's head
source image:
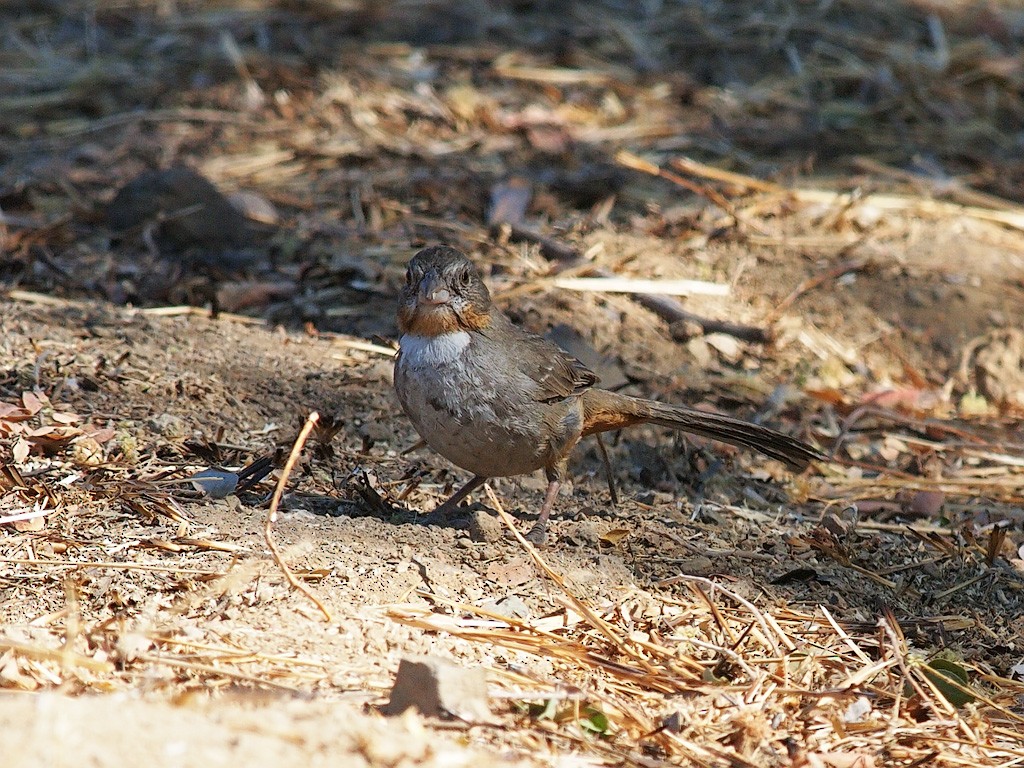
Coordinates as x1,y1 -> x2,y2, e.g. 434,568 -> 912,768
397,246 -> 493,336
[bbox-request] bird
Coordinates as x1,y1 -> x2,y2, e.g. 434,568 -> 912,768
393,245 -> 822,543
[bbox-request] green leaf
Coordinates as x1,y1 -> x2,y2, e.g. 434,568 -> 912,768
531,698 -> 558,720
579,708 -> 610,735
923,659 -> 975,707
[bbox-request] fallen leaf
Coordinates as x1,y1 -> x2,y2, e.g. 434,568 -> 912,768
908,490 -> 944,518
485,556 -> 535,587
817,752 -> 876,768
12,436 -> 30,463
0,402 -> 22,419
861,387 -> 942,411
599,528 -> 630,546
21,391 -> 46,414
88,428 -> 117,443
189,468 -> 240,499
13,515 -> 45,532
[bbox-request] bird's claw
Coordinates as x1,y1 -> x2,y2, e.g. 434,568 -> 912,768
524,522 -> 548,547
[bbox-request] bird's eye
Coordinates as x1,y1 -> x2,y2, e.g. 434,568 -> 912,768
457,268 -> 472,288
405,267 -> 414,284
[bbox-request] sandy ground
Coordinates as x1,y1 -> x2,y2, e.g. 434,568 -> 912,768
3,228 -> 1024,763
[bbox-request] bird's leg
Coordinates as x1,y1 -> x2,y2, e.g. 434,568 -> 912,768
526,463 -> 565,545
422,474 -> 487,523
593,432 -> 618,506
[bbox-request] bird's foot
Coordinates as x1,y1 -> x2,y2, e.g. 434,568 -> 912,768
418,496 -> 479,527
416,509 -> 448,526
524,521 -> 548,547
417,504 -> 457,526
417,476 -> 487,527
522,478 -> 559,546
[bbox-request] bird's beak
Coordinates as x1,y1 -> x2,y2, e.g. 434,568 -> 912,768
416,269 -> 451,306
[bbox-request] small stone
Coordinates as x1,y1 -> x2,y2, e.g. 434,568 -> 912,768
705,332 -> 742,363
487,595 -> 530,620
676,556 -> 714,575
909,490 -> 944,518
565,520 -> 602,547
468,509 -> 503,543
107,166 -> 250,251
822,512 -> 851,537
842,696 -> 873,723
189,469 -> 240,499
358,420 -> 392,449
150,413 -> 189,441
383,656 -> 490,722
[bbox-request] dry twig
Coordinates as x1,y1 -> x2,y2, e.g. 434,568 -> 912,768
263,411 -> 332,622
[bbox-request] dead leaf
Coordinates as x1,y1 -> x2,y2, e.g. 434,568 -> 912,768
21,391 -> 46,414
599,528 -> 630,546
0,657 -> 39,691
817,752 -> 876,768
0,402 -> 22,419
13,515 -> 45,532
805,388 -> 850,406
88,428 -> 117,443
12,436 -> 30,463
485,556 -> 535,587
860,387 -> 942,411
908,490 -> 944,518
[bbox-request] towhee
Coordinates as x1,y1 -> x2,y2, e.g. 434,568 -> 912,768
394,245 -> 822,542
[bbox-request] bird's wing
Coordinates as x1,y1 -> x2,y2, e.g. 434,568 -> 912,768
485,323 -> 598,403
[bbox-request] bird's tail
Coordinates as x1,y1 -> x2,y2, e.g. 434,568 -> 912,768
580,389 -> 822,471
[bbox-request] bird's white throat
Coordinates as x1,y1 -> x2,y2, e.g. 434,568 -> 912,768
399,331 -> 471,367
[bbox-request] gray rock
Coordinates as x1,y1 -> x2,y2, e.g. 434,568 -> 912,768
467,510 -> 503,543
383,656 -> 490,722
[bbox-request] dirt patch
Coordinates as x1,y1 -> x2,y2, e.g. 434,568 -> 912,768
0,693 -> 523,768
3,292 -> 1023,765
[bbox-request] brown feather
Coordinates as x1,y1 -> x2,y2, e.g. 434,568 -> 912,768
477,318 -> 598,403
580,390 -> 648,434
458,303 -> 492,332
398,302 -> 492,336
398,306 -> 461,336
582,389 -> 822,471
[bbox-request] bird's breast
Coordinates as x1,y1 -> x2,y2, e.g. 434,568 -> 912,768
397,331 -> 471,368
394,331 -> 555,477
395,330 -> 499,428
